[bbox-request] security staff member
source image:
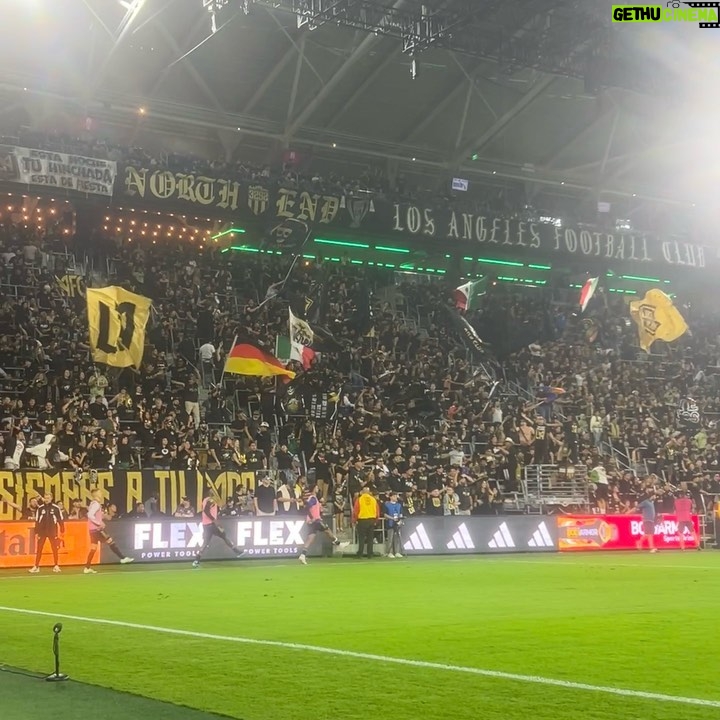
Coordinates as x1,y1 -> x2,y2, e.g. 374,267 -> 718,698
352,486 -> 380,559
29,493 -> 65,574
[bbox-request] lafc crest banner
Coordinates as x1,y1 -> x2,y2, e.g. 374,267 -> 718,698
676,397 -> 701,427
87,286 -> 152,368
629,289 -> 688,353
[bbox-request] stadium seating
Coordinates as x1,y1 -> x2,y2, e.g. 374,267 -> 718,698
1,155 -> 718,529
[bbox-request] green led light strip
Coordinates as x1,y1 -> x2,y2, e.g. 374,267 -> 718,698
314,238 -> 369,249
620,274 -> 661,283
212,227 -> 246,240
528,264 -> 551,270
463,256 -> 524,267
219,244 -> 447,277
375,245 -> 410,254
496,276 -> 546,285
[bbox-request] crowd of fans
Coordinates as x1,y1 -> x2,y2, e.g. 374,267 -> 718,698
1,191 -> 720,528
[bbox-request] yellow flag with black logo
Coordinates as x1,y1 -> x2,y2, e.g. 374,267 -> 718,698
629,288 -> 688,353
86,287 -> 152,368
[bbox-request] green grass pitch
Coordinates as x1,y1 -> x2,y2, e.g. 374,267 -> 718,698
1,552 -> 719,720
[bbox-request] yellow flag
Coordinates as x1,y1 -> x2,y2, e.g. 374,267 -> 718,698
629,289 -> 688,353
86,287 -> 152,368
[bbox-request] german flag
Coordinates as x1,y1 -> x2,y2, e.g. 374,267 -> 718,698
224,343 -> 296,380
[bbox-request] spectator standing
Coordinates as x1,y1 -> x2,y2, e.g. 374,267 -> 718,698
174,497 -> 195,517
456,476 -> 473,516
635,491 -> 657,553
443,485 -> 459,516
245,441 -> 266,471
198,341 -> 217,386
353,486 -> 380,559
182,375 -> 201,428
590,464 -> 609,514
254,475 -> 278,516
273,443 -> 296,485
383,491 -> 404,558
311,448 -> 332,500
277,475 -> 300,515
144,491 -> 160,517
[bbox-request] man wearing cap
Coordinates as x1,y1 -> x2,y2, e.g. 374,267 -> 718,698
352,486 -> 380,559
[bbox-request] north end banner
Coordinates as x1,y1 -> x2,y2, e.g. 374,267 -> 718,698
0,145 -> 116,197
116,165 -> 714,271
0,469 -> 262,521
121,164 -> 375,227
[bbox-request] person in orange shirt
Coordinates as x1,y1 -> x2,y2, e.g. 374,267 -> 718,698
352,487 -> 380,559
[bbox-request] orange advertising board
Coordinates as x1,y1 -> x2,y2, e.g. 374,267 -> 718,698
0,521 -> 96,569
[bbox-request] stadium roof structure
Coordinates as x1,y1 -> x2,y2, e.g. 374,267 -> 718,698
0,0 -> 718,220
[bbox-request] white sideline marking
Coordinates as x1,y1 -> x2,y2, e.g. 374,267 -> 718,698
1,606 -> 719,710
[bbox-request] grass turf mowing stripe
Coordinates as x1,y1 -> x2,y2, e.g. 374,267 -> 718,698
1,605 -> 719,710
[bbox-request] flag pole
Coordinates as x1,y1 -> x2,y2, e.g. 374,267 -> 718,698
218,334 -> 237,387
254,253 -> 303,312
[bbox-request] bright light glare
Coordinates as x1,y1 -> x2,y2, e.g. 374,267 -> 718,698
119,0 -> 145,13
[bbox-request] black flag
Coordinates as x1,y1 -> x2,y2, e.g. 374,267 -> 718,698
262,218 -> 312,253
442,305 -> 487,361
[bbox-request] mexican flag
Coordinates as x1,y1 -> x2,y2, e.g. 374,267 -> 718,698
454,277 -> 487,312
579,277 -> 599,313
276,336 -> 316,370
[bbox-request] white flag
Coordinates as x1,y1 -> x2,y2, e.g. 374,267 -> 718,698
289,308 -> 314,347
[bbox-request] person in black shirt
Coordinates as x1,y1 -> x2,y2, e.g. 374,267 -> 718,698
245,441 -> 266,471
273,443 -> 296,484
86,436 -> 113,469
255,422 -> 273,459
37,401 -> 57,434
563,415 -> 579,464
181,375 -> 200,429
253,475 -> 277,516
428,467 -> 445,492
425,488 -> 444,516
533,418 -> 551,465
29,493 -> 65,574
311,448 -> 332,501
456,476 -> 473,515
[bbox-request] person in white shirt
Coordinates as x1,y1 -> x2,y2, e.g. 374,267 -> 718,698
198,342 -> 216,385
4,430 -> 25,470
590,413 -> 603,449
590,464 -> 609,514
448,444 -> 465,467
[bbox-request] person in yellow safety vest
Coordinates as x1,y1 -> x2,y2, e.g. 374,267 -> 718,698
352,486 -> 380,559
